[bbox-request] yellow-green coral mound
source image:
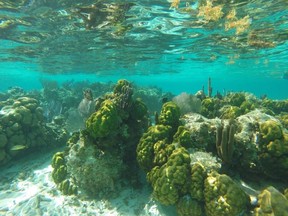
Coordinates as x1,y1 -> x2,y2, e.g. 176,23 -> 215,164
254,186 -> 288,216
136,124 -> 173,172
86,99 -> 120,139
260,120 -> 283,143
204,172 -> 249,216
147,147 -> 191,205
176,195 -> 203,216
190,162 -> 207,202
158,101 -> 181,128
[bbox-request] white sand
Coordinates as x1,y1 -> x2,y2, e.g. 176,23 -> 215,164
0,150 -> 176,216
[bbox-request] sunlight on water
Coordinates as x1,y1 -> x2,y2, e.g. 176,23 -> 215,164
0,0 -> 287,97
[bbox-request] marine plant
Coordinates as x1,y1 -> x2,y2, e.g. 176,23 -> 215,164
197,0 -> 224,21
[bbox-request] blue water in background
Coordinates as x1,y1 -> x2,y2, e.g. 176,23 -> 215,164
0,0 -> 287,99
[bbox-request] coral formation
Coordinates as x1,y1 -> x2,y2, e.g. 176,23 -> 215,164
51,80 -> 149,197
158,101 -> 181,129
147,147 -> 191,205
190,162 -> 207,202
216,120 -> 236,164
176,195 -> 203,216
0,97 -> 68,165
254,186 -> 288,216
137,124 -> 173,172
204,172 -> 249,216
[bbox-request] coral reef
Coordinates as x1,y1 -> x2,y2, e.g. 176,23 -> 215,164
51,80 -> 149,197
0,97 -> 68,165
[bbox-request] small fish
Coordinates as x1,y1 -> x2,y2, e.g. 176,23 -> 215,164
10,145 -> 27,151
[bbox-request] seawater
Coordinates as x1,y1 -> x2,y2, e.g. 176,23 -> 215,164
0,0 -> 287,98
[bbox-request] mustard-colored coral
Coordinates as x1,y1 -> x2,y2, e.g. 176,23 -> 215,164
148,147 -> 191,205
190,162 -> 207,201
86,99 -> 120,139
158,101 -> 181,129
136,124 -> 173,172
176,195 -> 203,216
204,172 -> 249,216
254,186 -> 288,216
260,120 -> 283,143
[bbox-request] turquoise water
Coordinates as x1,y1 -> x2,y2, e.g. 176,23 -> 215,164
0,0 -> 287,98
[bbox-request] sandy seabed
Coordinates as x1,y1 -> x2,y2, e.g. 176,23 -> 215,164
0,149 -> 176,216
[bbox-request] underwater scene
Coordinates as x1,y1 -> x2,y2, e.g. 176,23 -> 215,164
0,0 -> 288,215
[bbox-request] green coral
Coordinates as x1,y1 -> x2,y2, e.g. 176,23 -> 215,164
259,132 -> 288,178
58,179 -> 77,195
190,162 -> 207,202
153,140 -> 175,167
204,172 -> 249,216
279,114 -> 288,129
129,98 -> 148,121
113,79 -> 132,95
136,124 -> 173,172
86,99 -> 121,139
52,165 -> 67,184
240,100 -> 255,114
220,106 -> 242,119
173,126 -> 193,148
226,92 -> 246,107
176,195 -> 203,216
254,186 -> 288,216
51,152 -> 67,184
147,147 -> 191,205
261,99 -> 288,114
200,98 -> 221,118
158,101 -> 181,129
260,120 -> 283,144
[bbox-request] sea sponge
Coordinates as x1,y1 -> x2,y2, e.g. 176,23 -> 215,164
204,171 -> 249,216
